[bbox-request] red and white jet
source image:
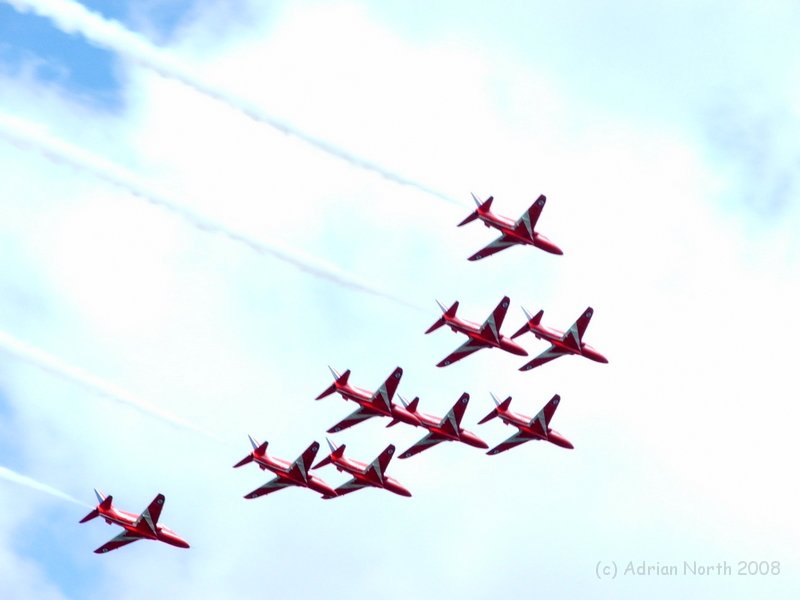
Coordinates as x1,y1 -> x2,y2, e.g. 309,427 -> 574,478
512,306 -> 608,371
479,393 -> 573,455
312,440 -> 411,498
79,489 -> 189,554
426,296 -> 528,367
316,366 -> 417,432
396,392 -> 488,458
233,437 -> 337,499
459,193 -> 563,260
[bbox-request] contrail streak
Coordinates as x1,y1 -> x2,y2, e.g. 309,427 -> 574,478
0,329 -> 225,444
4,0 -> 461,206
0,113 -> 424,311
0,465 -> 90,507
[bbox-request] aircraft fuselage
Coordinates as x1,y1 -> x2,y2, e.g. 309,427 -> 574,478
446,316 -> 528,356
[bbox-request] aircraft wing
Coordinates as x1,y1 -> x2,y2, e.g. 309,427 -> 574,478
468,234 -> 519,261
331,478 -> 370,498
365,445 -> 395,485
369,367 -> 403,413
487,430 -> 536,455
399,432 -> 447,459
529,394 -> 561,435
132,493 -> 164,536
562,307 -> 594,351
439,393 -> 469,437
437,339 -> 487,367
244,477 -> 295,499
478,297 -> 510,343
519,344 -> 569,371
512,194 -> 546,239
327,406 -> 380,433
94,530 -> 144,554
287,441 -> 319,484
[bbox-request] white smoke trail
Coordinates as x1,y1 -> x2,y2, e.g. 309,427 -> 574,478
0,465 -> 90,507
0,113 -> 424,311
4,0 -> 461,206
0,330 -> 225,444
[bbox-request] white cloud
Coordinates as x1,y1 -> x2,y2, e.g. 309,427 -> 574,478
1,1 -> 799,598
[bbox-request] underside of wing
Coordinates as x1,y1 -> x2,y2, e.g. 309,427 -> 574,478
399,432 -> 446,459
513,195 -> 546,239
468,235 -> 518,261
244,477 -> 294,500
327,406 -> 379,433
487,430 -> 535,455
94,530 -> 144,554
133,493 -> 164,536
519,344 -> 568,371
331,478 -> 369,498
437,339 -> 487,367
478,297 -> 510,343
529,394 -> 561,435
562,307 -> 594,351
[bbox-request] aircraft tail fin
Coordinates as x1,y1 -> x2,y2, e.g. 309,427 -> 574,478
313,438 -> 345,470
233,437 -> 267,468
316,367 -> 351,399
511,307 -> 543,339
81,490 -> 112,523
399,395 -> 420,413
458,194 -> 494,226
478,393 -> 512,424
426,300 -> 458,333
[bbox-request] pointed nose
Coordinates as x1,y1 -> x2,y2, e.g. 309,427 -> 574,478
462,431 -> 489,449
505,340 -> 528,356
584,346 -> 608,363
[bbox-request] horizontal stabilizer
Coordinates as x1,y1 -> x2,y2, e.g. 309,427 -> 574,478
458,194 -> 494,226
313,439 -> 345,470
511,307 -> 543,339
399,395 -> 419,413
478,394 -> 512,424
316,368 -> 351,399
79,508 -> 100,523
233,454 -> 253,468
426,301 -> 458,334
234,438 -> 267,468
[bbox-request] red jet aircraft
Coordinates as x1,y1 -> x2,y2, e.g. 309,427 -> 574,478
479,393 -> 573,455
316,366 -> 417,432
459,193 -> 563,260
512,306 -> 608,371
426,296 -> 528,367
233,437 -> 337,499
312,440 -> 411,498
396,392 -> 488,458
79,489 -> 189,554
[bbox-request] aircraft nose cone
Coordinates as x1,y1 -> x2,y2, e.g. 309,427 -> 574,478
463,432 -> 489,449
511,342 -> 528,356
388,482 -> 412,497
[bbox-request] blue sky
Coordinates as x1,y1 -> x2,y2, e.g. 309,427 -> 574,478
1,0 -> 799,598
